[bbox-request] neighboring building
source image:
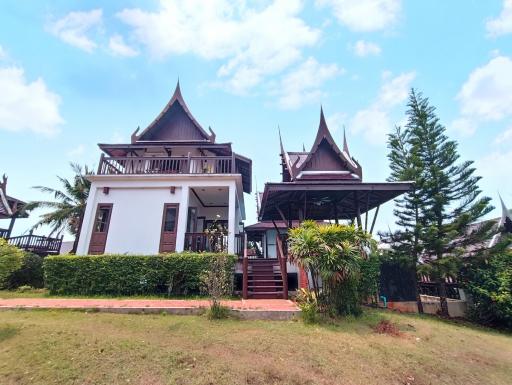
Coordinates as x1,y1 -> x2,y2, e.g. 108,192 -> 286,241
76,82 -> 251,255
0,174 -> 62,255
243,108 -> 412,299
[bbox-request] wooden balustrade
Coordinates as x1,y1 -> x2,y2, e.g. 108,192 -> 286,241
276,234 -> 289,300
97,155 -> 237,176
242,232 -> 248,299
0,228 -> 8,239
7,234 -> 63,255
184,233 -> 228,253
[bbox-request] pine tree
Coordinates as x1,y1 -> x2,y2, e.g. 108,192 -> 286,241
386,89 -> 493,316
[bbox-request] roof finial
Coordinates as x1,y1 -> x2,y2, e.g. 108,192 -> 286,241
278,125 -> 285,156
319,106 -> 328,133
302,143 -> 306,152
343,126 -> 350,156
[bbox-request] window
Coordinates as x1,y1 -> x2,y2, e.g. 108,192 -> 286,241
164,207 -> 177,232
94,206 -> 111,232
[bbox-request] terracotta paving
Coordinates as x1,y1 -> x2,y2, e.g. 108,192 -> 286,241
0,298 -> 299,312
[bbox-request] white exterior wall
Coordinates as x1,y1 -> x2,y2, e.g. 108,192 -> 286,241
76,175 -> 245,255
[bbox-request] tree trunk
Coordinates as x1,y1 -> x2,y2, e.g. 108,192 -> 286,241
438,280 -> 449,317
415,282 -> 424,314
71,212 -> 84,254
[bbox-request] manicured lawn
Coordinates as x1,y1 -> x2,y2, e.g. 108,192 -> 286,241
0,309 -> 510,385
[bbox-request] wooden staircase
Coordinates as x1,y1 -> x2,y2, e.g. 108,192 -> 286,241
246,259 -> 284,299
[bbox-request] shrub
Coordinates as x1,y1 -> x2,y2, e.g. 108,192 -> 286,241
461,252 -> 512,330
8,253 -> 44,289
43,253 -> 237,296
296,288 -> 318,324
206,303 -> 231,320
0,239 -> 24,289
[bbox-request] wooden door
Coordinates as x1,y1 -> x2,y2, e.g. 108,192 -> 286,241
159,203 -> 179,253
88,203 -> 113,255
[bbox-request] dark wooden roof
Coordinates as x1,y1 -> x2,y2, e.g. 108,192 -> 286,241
258,181 -> 412,221
133,81 -> 215,143
0,175 -> 27,219
280,108 -> 362,182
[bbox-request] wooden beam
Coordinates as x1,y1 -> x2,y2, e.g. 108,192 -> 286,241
364,192 -> 370,231
355,191 -> 362,229
370,205 -> 380,234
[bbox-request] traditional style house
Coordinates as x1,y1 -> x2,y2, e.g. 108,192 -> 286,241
0,174 -> 62,255
242,108 -> 412,299
76,83 -> 251,255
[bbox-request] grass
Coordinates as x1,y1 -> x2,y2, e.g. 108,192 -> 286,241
0,309 -> 510,385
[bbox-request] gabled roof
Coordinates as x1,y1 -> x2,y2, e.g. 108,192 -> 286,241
0,175 -> 27,219
280,107 -> 362,181
133,81 -> 215,143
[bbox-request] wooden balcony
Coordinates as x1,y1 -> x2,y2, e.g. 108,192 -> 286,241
97,154 -> 238,176
4,233 -> 63,256
183,233 -> 246,256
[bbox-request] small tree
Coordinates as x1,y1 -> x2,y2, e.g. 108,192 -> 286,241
201,255 -> 232,319
288,221 -> 376,316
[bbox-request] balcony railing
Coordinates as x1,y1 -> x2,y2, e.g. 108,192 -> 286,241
184,233 -> 228,253
0,228 -> 9,239
6,233 -> 63,255
98,154 -> 238,176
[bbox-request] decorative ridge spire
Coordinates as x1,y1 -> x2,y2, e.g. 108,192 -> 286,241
319,105 -> 328,134
278,125 -> 285,156
343,126 -> 350,156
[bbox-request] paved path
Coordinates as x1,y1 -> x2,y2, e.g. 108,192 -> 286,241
0,298 -> 300,320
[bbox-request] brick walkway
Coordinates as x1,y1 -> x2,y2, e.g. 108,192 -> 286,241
0,298 -> 299,319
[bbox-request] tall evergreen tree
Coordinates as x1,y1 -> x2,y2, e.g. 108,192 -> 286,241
386,89 -> 493,316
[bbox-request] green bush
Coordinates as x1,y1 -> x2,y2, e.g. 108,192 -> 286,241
296,288 -> 319,324
0,239 -> 25,289
43,253 -> 237,296
8,253 -> 44,289
462,252 -> 512,330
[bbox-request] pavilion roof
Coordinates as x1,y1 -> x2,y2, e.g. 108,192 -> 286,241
258,181 -> 412,222
279,108 -> 362,181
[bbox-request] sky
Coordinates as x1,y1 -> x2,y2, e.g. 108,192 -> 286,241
1,0 -> 512,240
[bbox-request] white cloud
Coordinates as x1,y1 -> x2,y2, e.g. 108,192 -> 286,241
326,112 -> 347,133
47,9 -> 103,53
117,0 -> 320,93
456,56 -> 512,121
0,45 -> 6,60
273,57 -> 343,109
67,144 -> 86,159
0,66 -> 64,136
494,125 -> 512,145
476,149 -> 512,195
108,34 -> 139,57
351,40 -> 381,57
486,0 -> 512,37
350,71 -> 415,145
317,0 -> 401,32
450,117 -> 476,137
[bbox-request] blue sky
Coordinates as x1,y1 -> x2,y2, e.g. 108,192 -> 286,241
1,0 -> 512,239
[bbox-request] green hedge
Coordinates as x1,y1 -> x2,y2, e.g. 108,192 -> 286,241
43,253 -> 237,296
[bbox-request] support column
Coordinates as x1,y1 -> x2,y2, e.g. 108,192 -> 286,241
227,183 -> 236,254
175,186 -> 190,252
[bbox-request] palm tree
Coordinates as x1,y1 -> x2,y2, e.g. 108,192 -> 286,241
24,163 -> 93,253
